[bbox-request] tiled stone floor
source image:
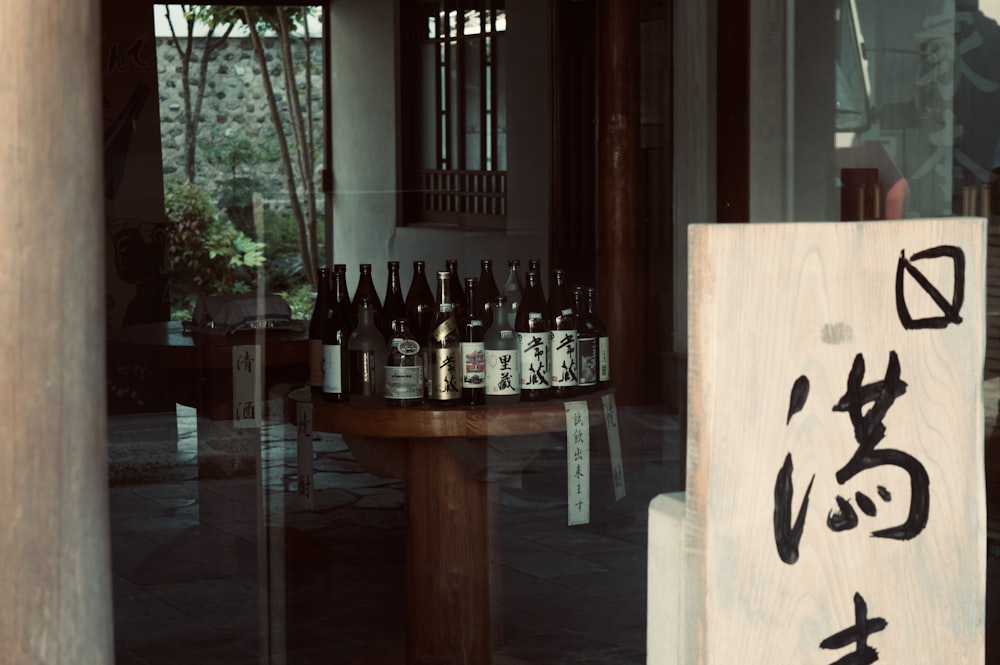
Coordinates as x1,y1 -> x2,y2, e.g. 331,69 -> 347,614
109,400 -> 1000,664
109,405 -> 680,665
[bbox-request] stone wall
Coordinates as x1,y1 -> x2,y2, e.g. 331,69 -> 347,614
155,35 -> 324,219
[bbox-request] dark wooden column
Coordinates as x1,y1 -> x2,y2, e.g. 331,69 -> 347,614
597,0 -> 643,407
0,0 -> 113,662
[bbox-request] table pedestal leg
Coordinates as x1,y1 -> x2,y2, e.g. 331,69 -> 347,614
405,437 -> 496,665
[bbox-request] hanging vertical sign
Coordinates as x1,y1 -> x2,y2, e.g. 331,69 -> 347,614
296,400 -> 314,509
232,344 -> 262,428
683,219 -> 986,663
602,393 -> 626,500
565,401 -> 590,526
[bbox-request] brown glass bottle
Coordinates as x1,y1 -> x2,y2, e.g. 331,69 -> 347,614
586,286 -> 610,388
446,259 -> 466,325
527,259 -> 545,302
308,266 -> 331,394
515,270 -> 550,401
574,286 -> 598,393
351,263 -> 382,333
428,271 -> 462,405
321,275 -> 352,403
461,277 -> 485,406
548,268 -> 578,398
332,264 -> 355,330
381,260 -> 406,340
476,258 -> 500,329
405,260 -> 435,345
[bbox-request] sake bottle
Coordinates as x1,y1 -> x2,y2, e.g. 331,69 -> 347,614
383,318 -> 424,407
351,263 -> 383,333
428,271 -> 461,405
516,270 -> 550,401
476,258 -> 500,329
406,260 -> 435,345
308,266 -> 331,394
446,258 -> 466,325
381,260 -> 407,341
348,298 -> 385,407
574,286 -> 598,393
333,263 -> 355,330
461,277 -> 485,406
548,268 -> 578,398
321,273 -> 351,403
484,296 -> 521,405
586,286 -> 611,388
502,259 -> 523,327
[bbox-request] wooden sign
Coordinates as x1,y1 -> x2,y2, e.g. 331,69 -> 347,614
685,219 -> 986,663
232,344 -> 262,428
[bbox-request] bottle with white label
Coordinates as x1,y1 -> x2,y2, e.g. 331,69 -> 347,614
461,276 -> 485,406
484,296 -> 521,405
348,298 -> 385,407
548,268 -> 578,398
322,268 -> 351,402
428,270 -> 462,405
585,286 -> 610,388
383,318 -> 424,407
516,270 -> 550,402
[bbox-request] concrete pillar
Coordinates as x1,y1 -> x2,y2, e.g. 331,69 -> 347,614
0,0 -> 113,662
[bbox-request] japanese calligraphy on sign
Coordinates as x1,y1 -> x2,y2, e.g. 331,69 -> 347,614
565,401 -> 590,526
232,344 -> 262,429
296,402 -> 315,509
685,220 -> 986,663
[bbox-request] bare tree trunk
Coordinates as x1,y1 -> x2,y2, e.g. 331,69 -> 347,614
165,5 -> 234,183
243,7 -> 317,287
275,8 -> 319,277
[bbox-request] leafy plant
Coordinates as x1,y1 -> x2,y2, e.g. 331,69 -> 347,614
163,178 -> 267,318
201,135 -> 280,235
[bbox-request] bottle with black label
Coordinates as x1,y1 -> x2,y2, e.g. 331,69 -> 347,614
484,296 -> 521,405
381,260 -> 407,341
574,286 -> 598,393
384,318 -> 424,407
308,266 -> 331,394
348,297 -> 385,407
548,268 -> 578,398
461,276 -> 485,406
428,270 -> 462,405
516,270 -> 550,401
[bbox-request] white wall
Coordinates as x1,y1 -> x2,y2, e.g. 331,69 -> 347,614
329,0 -> 551,294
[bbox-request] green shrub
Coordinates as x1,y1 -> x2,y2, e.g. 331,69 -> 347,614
163,179 -> 267,319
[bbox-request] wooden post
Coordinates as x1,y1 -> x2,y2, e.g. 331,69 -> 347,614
0,0 -> 113,663
597,0 -> 644,407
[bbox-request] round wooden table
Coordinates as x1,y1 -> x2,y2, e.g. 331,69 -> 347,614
289,387 -> 612,665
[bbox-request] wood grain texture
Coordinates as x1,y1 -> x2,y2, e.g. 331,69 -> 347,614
292,386 -> 611,439
685,220 -> 986,663
0,0 -> 112,662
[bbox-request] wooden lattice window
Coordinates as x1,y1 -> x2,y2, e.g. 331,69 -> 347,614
401,0 -> 507,228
